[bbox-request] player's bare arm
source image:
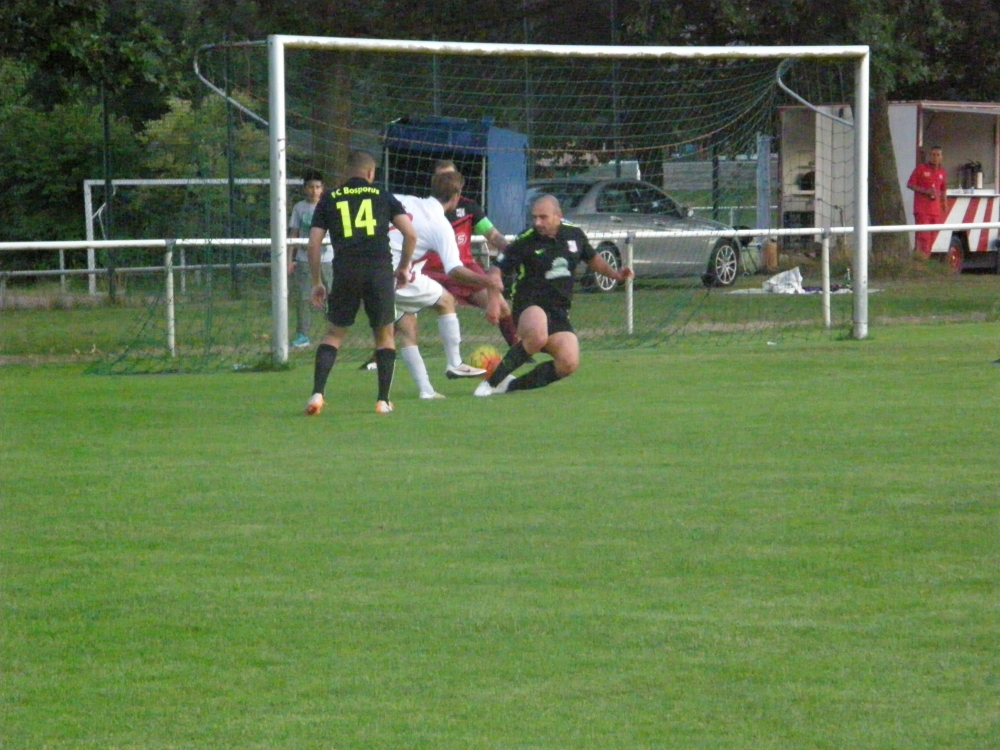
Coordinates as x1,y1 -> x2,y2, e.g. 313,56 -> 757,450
587,253 -> 634,283
448,264 -> 504,293
452,264 -> 511,320
307,225 -> 328,308
483,267 -> 506,325
393,213 -> 418,289
485,227 -> 508,253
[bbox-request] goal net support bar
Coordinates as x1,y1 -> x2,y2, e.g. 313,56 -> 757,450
83,178 -> 301,297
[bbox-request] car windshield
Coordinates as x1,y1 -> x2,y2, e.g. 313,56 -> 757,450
597,182 -> 682,217
526,182 -> 590,211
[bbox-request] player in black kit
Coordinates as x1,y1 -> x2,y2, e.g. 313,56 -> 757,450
304,150 -> 417,415
474,194 -> 633,396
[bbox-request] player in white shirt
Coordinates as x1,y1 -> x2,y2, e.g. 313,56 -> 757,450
386,170 -> 507,398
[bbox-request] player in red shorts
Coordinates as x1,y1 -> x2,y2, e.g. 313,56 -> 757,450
422,160 -> 519,347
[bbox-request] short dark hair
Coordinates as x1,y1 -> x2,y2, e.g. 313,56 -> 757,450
430,170 -> 463,203
346,150 -> 376,175
302,169 -> 323,183
434,159 -> 457,173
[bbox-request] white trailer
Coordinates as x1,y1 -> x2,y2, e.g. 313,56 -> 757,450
780,101 -> 1000,271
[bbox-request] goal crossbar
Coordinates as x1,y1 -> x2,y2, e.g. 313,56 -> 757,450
269,35 -> 868,60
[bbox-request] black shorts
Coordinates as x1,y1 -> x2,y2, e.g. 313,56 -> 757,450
513,302 -> 574,336
327,263 -> 396,330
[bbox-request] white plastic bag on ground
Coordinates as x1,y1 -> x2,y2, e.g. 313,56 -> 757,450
762,267 -> 804,294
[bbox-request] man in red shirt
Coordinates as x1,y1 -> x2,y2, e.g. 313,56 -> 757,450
422,160 -> 519,346
906,146 -> 948,258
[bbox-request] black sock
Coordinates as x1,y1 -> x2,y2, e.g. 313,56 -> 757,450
312,344 -> 338,395
507,360 -> 561,391
488,342 -> 530,387
375,347 -> 395,402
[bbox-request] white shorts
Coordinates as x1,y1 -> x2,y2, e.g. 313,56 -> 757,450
394,270 -> 444,319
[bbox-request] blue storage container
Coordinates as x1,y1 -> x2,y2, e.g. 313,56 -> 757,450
383,117 -> 528,237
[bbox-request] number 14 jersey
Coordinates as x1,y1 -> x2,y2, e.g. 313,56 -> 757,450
310,176 -> 406,269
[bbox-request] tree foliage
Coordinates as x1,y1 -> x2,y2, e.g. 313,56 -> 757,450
140,96 -> 269,179
2,0 -> 1000,256
0,60 -> 141,248
616,0 -> 967,260
0,0 -> 181,124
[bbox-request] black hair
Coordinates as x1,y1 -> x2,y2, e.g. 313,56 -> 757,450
346,150 -> 376,174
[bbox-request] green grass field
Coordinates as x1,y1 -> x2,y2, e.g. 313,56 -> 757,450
2,318 -> 998,749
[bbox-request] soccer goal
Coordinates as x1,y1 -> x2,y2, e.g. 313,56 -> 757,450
248,37 -> 870,362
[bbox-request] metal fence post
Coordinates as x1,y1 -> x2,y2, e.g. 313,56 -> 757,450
165,240 -> 176,357
625,232 -> 634,335
821,229 -> 831,329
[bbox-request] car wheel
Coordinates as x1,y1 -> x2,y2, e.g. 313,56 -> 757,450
702,240 -> 740,287
581,243 -> 621,292
946,235 -> 964,274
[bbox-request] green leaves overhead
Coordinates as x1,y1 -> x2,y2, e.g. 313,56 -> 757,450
0,0 -> 178,96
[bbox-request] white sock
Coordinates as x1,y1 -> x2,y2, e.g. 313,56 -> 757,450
401,345 -> 435,396
437,313 -> 462,369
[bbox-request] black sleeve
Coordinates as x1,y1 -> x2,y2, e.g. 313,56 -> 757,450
309,192 -> 336,232
468,200 -> 488,227
574,227 -> 597,262
496,238 -> 524,276
386,192 -> 406,223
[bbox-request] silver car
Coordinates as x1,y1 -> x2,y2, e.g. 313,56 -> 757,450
525,178 -> 743,291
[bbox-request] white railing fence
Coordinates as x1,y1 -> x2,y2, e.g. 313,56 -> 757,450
4,222 -> 999,364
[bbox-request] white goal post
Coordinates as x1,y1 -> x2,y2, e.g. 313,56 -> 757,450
266,36 -> 871,363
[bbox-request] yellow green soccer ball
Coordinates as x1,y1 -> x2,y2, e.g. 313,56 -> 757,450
468,345 -> 503,379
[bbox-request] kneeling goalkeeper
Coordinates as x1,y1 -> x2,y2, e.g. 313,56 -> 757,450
474,194 -> 633,396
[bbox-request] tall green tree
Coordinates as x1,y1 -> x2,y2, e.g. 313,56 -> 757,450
616,0 -> 957,262
0,60 -> 141,253
0,0 -> 182,251
897,0 -> 1000,102
0,0 -> 181,124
